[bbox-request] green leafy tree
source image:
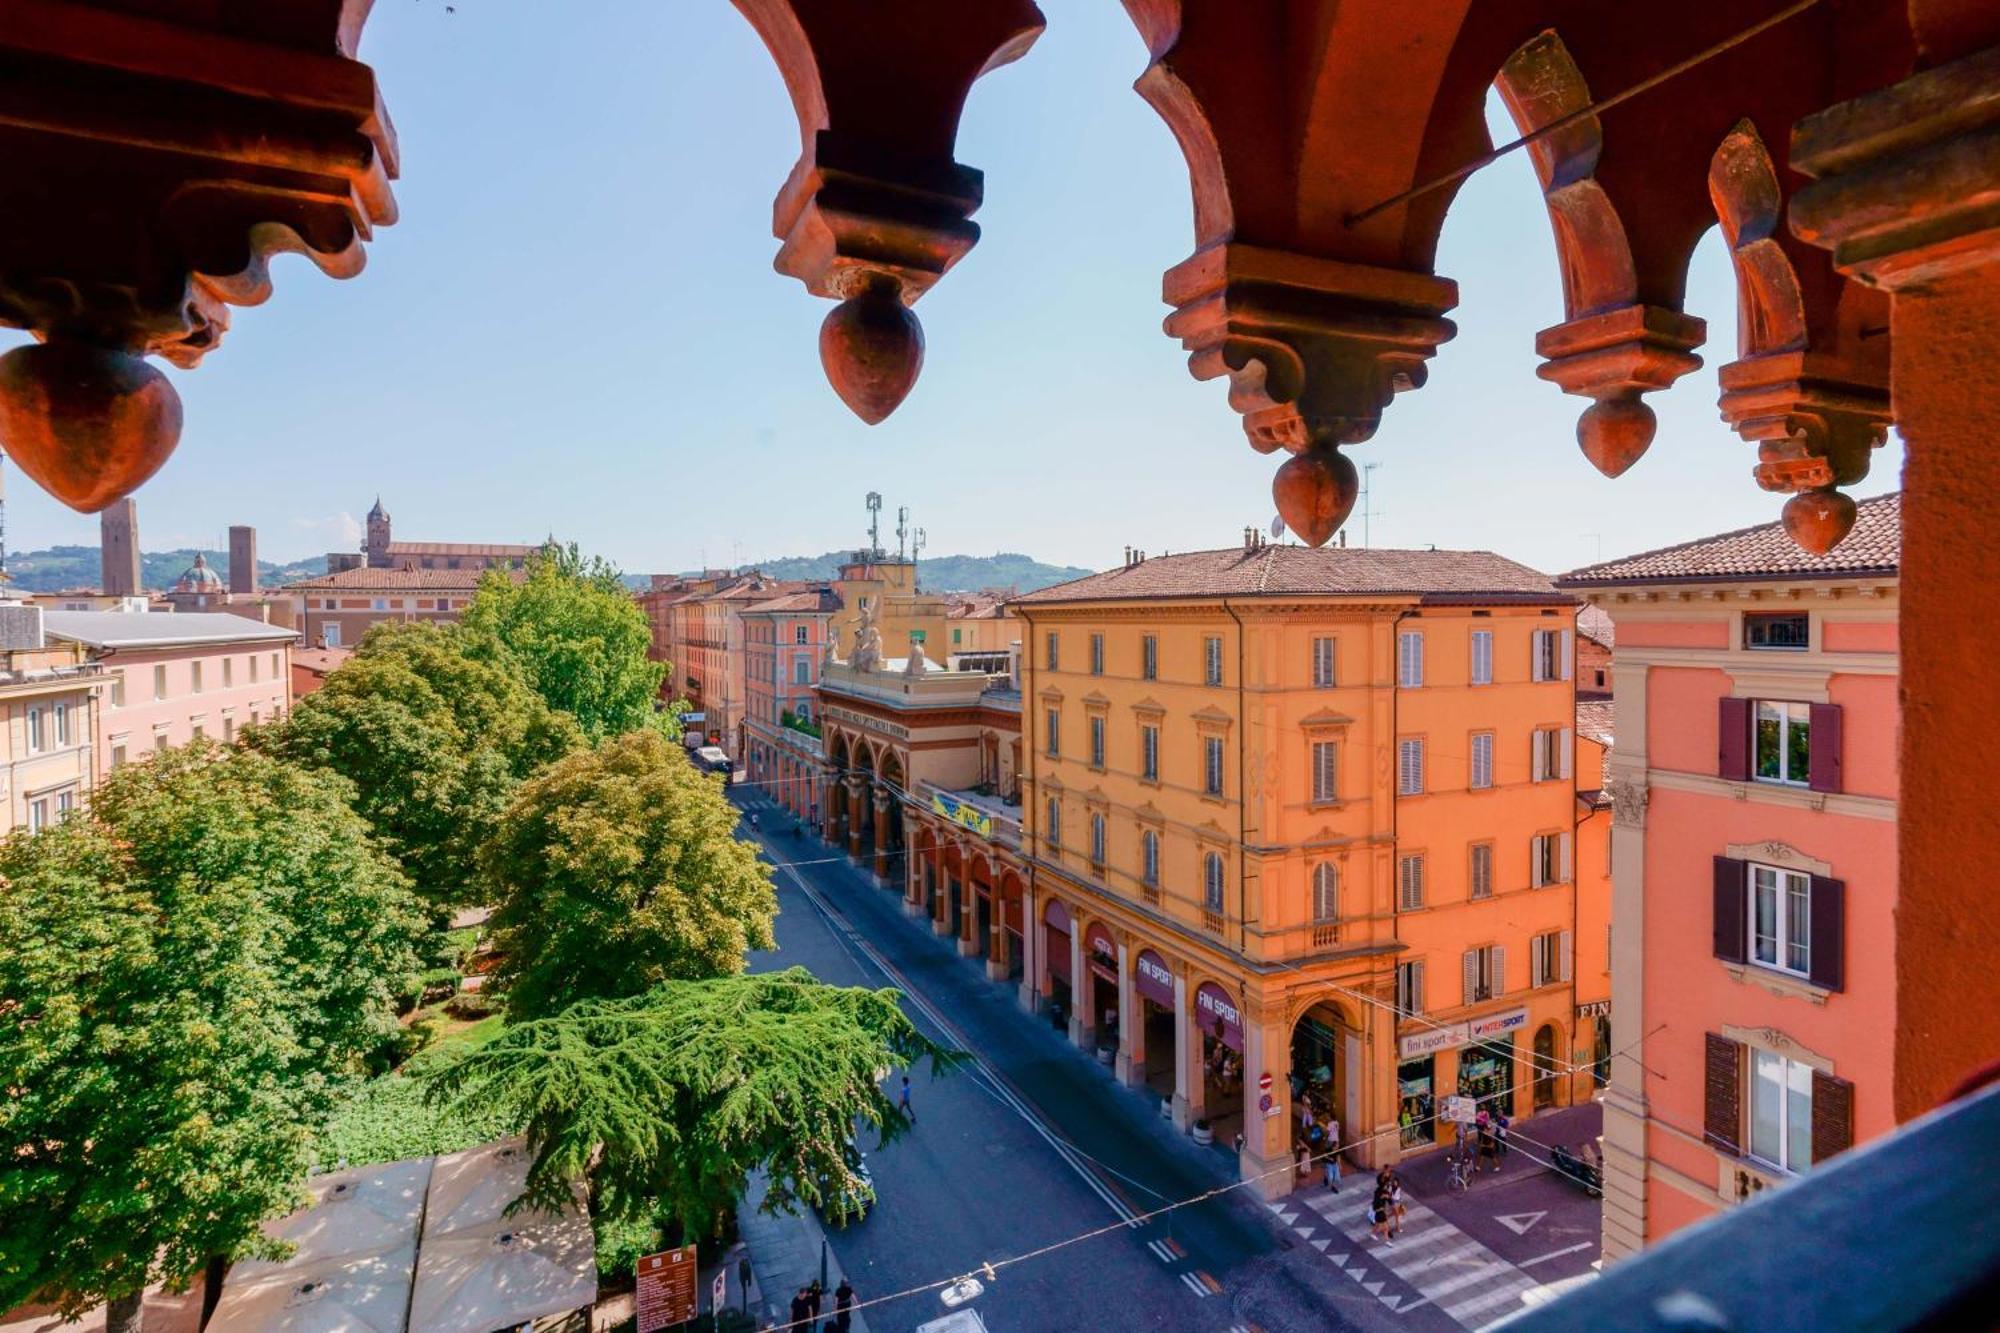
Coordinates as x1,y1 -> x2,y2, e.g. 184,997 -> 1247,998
459,544 -> 672,744
0,747 -> 423,1331
252,622 -> 583,913
482,730 -> 775,1020
426,969 -> 955,1235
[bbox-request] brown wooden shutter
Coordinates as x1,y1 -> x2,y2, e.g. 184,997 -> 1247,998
1808,875 -> 1845,992
1718,697 -> 1752,780
1808,703 -> 1844,793
1810,1069 -> 1854,1164
1704,1033 -> 1743,1153
1713,856 -> 1747,964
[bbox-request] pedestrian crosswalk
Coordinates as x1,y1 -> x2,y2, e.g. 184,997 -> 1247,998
1270,1187 -> 1546,1328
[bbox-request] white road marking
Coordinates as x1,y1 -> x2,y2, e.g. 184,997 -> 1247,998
1493,1210 -> 1547,1236
1516,1241 -> 1595,1269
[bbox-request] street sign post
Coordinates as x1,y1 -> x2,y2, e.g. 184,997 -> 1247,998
1444,1094 -> 1477,1125
636,1245 -> 698,1333
711,1268 -> 727,1317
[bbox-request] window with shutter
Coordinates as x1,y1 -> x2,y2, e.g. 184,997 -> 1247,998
1810,1069 -> 1855,1164
1704,1033 -> 1744,1153
1808,875 -> 1846,992
1398,738 -> 1424,795
1532,629 -> 1549,682
1090,814 -> 1106,867
1046,709 -> 1060,758
1491,945 -> 1505,995
1718,697 -> 1752,780
1046,632 -> 1059,670
1142,830 -> 1160,886
1312,636 -> 1336,687
1808,703 -> 1844,793
1559,831 -> 1573,884
1469,843 -> 1493,899
1398,854 -> 1424,910
1471,630 -> 1493,685
1397,961 -> 1424,1016
1471,732 -> 1494,789
1142,635 -> 1158,680
1713,856 -> 1748,963
1204,636 -> 1223,686
1089,716 -> 1105,769
1204,853 -> 1225,912
1398,631 -> 1424,687
1090,633 -> 1104,675
1140,724 -> 1159,781
1203,736 -> 1224,795
1311,740 -> 1338,803
1560,727 -> 1573,781
1462,951 -> 1478,1007
1312,863 -> 1339,922
1560,929 -> 1573,983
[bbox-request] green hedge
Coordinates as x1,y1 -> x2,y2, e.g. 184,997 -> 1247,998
312,1067 -> 519,1171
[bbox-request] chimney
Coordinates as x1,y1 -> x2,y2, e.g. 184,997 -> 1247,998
228,526 -> 257,595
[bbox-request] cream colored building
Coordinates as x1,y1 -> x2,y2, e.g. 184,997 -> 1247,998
0,605 -> 106,834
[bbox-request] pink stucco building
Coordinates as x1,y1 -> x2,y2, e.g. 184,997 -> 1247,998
1559,494 -> 1900,1262
741,587 -> 840,816
43,611 -> 299,775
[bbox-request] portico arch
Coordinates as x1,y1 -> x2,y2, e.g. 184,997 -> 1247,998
1290,996 -> 1364,1166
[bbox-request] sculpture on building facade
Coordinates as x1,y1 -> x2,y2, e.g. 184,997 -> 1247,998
904,636 -> 928,675
849,601 -> 883,673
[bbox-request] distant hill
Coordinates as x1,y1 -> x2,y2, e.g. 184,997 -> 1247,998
697,551 -> 1091,594
2,545 -> 327,594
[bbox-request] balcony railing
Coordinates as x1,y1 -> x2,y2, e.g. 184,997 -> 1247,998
1200,908 -> 1225,935
1504,1079 -> 2000,1332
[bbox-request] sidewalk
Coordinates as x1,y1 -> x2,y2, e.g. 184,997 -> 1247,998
737,1168 -> 872,1333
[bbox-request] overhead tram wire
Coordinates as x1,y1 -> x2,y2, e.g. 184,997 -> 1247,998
732,758 -> 1625,1081
1342,0 -> 1824,227
738,1077 -> 1544,1333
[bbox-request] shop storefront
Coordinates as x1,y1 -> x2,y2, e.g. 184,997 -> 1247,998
1133,949 -> 1176,1097
1580,1000 -> 1612,1087
1196,981 -> 1244,1144
1457,1008 -> 1527,1118
1085,923 -> 1118,1057
1044,899 -> 1072,1027
1398,1058 -> 1437,1150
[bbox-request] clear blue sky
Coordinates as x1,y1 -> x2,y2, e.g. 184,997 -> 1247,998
0,0 -> 1900,574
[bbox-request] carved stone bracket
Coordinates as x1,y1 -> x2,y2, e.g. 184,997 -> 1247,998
733,0 -> 1045,425
0,0 -> 397,511
1536,305 -> 1706,478
1717,351 -> 1891,552
1162,243 -> 1457,546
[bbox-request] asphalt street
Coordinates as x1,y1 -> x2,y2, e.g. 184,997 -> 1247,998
733,795 -> 1424,1333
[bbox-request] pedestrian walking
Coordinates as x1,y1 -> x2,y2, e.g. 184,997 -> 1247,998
807,1279 -> 823,1322
834,1279 -> 854,1332
790,1288 -> 813,1328
898,1074 -> 914,1122
1387,1172 -> 1406,1236
1495,1110 -> 1511,1159
1296,1142 -> 1312,1181
1369,1185 -> 1394,1246
1323,1117 -> 1342,1192
1478,1121 -> 1500,1173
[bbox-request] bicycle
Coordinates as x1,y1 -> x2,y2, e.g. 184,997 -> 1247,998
1447,1149 -> 1475,1193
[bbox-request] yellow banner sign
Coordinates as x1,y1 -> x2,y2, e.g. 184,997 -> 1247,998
931,791 -> 994,840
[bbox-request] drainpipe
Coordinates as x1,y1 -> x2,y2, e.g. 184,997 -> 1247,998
1387,606 -> 1414,1160
1221,599 -> 1250,960
1017,605 -> 1041,1013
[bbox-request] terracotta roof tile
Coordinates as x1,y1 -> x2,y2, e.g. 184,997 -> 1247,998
285,566 -> 513,592
1012,546 -> 1563,604
1577,604 -> 1615,648
1559,493 -> 1900,587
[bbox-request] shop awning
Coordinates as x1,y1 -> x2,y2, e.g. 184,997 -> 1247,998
409,1138 -> 597,1333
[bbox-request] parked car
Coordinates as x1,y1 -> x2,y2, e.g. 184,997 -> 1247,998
817,1141 -> 875,1227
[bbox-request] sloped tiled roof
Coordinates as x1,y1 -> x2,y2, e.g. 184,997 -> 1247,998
742,588 -> 840,615
1577,604 -> 1615,648
285,566 -> 513,592
1575,698 -> 1615,801
1559,493 -> 1900,587
1013,546 -> 1563,605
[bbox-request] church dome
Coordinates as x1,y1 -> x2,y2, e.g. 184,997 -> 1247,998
368,496 -> 390,522
174,551 -> 225,593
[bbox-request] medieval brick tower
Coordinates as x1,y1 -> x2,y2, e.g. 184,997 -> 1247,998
365,496 -> 392,568
101,499 -> 141,596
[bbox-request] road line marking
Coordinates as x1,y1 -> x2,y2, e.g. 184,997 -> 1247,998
1516,1240 -> 1595,1269
1180,1272 -> 1211,1297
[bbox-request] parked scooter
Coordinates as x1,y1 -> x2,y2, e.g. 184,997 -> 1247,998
1550,1144 -> 1603,1197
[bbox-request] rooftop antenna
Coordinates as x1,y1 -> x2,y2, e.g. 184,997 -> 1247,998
1581,531 -> 1604,561
896,505 -> 909,560
1360,462 -> 1384,548
865,491 -> 882,560
912,526 -> 927,566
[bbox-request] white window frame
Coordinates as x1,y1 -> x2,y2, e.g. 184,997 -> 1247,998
1470,731 -> 1494,790
1530,930 -> 1573,987
1470,629 -> 1494,685
1750,862 -> 1813,977
1312,636 -> 1336,688
111,672 -> 126,707
795,624 -> 809,645
1310,740 -> 1338,804
1754,701 -> 1812,786
154,665 -> 168,700
1749,1047 -> 1815,1172
52,702 -> 69,747
1530,727 -> 1573,783
1397,631 -> 1424,688
25,706 -> 45,755
1397,738 -> 1424,795
1531,627 -> 1574,682
1464,945 -> 1503,1004
1398,853 -> 1425,910
1530,831 -> 1573,887
190,662 -> 203,694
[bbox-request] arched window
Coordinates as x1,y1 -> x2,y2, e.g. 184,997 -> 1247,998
1204,852 -> 1225,912
1313,862 -> 1340,923
1141,830 -> 1160,886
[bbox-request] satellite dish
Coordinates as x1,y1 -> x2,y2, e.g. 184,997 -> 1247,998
1270,515 -> 1286,540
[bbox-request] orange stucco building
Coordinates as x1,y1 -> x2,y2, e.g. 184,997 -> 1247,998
992,537 -> 1603,1194
1560,494 -> 1900,1260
